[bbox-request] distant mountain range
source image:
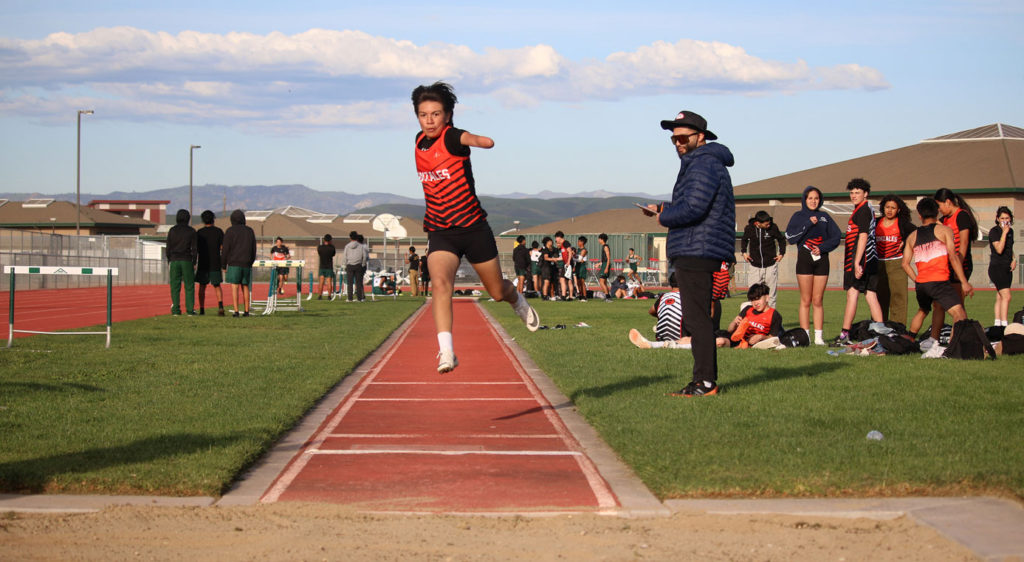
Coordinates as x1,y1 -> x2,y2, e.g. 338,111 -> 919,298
0,185 -> 669,229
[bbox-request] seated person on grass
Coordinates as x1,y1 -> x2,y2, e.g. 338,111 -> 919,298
900,197 -> 974,349
629,276 -> 731,349
609,275 -> 632,299
726,282 -> 784,348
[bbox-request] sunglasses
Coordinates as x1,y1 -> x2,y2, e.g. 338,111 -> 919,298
670,132 -> 699,145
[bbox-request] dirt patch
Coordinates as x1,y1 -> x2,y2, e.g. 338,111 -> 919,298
0,503 -> 979,561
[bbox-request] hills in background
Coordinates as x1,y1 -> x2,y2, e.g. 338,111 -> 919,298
0,185 -> 668,230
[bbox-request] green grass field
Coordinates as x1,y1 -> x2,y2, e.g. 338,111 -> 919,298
1,288 -> 1021,502
483,288 -> 1024,500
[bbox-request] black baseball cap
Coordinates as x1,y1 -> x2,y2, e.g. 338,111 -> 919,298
660,110 -> 717,140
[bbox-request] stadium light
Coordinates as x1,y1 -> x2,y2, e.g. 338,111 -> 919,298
76,109 -> 94,237
189,145 -> 201,219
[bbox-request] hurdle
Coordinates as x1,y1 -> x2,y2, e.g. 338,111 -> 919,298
250,259 -> 305,315
5,265 -> 118,349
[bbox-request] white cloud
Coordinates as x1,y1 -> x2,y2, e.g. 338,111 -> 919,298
0,27 -> 888,132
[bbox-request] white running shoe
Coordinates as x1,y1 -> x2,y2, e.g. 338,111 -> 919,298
921,344 -> 946,359
629,328 -> 652,349
814,336 -> 826,346
515,297 -> 540,332
437,350 -> 459,373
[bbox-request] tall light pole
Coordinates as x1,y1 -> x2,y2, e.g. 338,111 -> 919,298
189,144 -> 201,219
76,109 -> 94,237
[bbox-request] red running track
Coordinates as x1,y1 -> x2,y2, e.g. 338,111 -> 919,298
261,300 -> 618,513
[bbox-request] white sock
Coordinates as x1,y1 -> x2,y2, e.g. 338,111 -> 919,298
650,341 -> 665,348
805,328 -> 811,337
814,330 -> 823,340
437,331 -> 453,352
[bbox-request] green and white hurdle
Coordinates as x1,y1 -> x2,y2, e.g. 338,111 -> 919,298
5,265 -> 118,349
250,259 -> 305,315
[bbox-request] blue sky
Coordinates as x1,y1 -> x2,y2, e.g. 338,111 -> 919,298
1,1 -> 1021,201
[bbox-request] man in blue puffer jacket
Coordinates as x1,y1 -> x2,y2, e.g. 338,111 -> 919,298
642,110 -> 735,397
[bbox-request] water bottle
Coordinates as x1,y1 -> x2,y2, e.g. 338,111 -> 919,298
866,430 -> 884,441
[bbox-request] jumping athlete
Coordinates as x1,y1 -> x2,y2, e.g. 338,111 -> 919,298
411,82 -> 539,373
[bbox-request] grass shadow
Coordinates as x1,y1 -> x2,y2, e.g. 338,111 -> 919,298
0,431 -> 253,494
723,361 -> 844,394
0,381 -> 104,393
571,374 -> 675,401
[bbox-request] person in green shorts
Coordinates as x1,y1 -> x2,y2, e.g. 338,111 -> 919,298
166,209 -> 197,315
195,210 -> 225,316
575,236 -> 589,301
529,240 -> 542,294
626,247 -> 645,292
597,233 -> 612,300
316,233 -> 336,299
221,209 -> 257,317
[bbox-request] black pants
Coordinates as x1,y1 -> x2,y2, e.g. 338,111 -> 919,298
674,258 -> 717,385
345,264 -> 365,301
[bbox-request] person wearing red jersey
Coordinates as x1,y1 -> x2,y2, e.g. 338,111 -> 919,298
928,188 -> 978,344
412,82 -> 539,373
902,197 -> 973,352
711,260 -> 731,331
874,194 -> 915,325
832,178 -> 883,346
726,283 -> 783,348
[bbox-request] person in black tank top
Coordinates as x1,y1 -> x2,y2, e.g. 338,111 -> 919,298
411,82 -> 540,373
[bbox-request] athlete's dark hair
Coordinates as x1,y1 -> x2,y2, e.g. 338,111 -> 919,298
746,282 -> 770,301
846,177 -> 871,194
916,197 -> 940,220
598,233 -> 608,242
995,206 -> 1014,225
555,230 -> 565,238
542,236 -> 553,246
515,235 -> 525,244
275,237 -> 284,242
409,245 -> 416,252
411,81 -> 458,124
531,240 -> 539,249
578,236 -> 587,244
934,188 -> 978,240
878,194 -> 912,223
200,210 -> 215,225
323,234 -> 332,242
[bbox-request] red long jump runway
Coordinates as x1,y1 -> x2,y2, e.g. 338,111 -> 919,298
261,300 -> 619,513
0,283 -> 296,339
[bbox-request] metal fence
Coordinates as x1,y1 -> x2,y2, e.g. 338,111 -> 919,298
0,229 -> 166,291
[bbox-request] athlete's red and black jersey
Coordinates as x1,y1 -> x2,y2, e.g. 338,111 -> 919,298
415,126 -> 487,232
844,201 -> 877,272
941,207 -> 974,272
738,304 -> 783,340
875,219 -> 904,260
912,223 -> 950,283
711,261 -> 730,300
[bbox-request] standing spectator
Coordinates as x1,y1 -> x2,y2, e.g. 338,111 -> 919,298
833,178 -> 884,346
874,195 -> 915,325
420,249 -> 431,296
560,239 -> 574,299
641,110 -> 735,397
711,260 -> 731,331
988,207 -> 1016,326
597,233 -> 612,300
529,240 -> 542,295
407,246 -> 421,296
929,188 -> 978,344
357,234 -> 369,296
575,236 -> 589,301
541,236 -> 559,299
343,231 -> 366,302
195,210 -> 225,316
316,234 -> 336,300
410,81 -> 538,373
786,186 -> 842,345
512,235 -> 530,294
740,210 -> 786,308
221,209 -> 257,317
270,237 -> 291,295
166,209 -> 197,316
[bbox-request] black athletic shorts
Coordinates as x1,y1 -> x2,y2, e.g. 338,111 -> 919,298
989,263 -> 1012,290
795,247 -> 829,276
426,220 -> 499,264
843,267 -> 879,293
915,281 -> 962,312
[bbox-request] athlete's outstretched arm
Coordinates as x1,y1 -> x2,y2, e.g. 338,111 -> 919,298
460,131 -> 494,149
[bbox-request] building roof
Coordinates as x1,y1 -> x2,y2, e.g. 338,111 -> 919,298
735,123 -> 1024,199
0,199 -> 154,229
516,208 -> 666,236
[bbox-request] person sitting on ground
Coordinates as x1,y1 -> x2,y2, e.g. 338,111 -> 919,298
901,197 -> 974,355
629,275 -> 730,349
726,282 -> 784,348
609,275 -> 630,299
